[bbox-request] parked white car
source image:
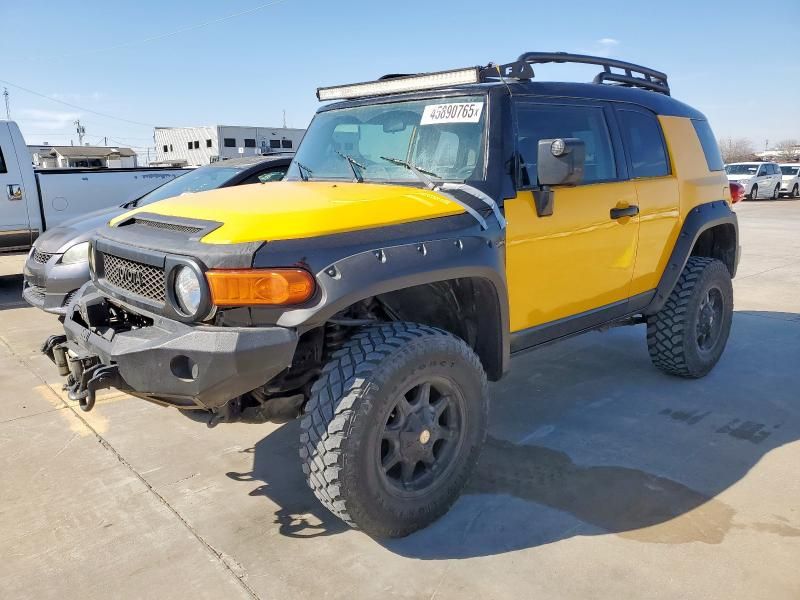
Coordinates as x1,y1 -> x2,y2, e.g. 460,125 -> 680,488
779,164 -> 800,199
725,162 -> 783,200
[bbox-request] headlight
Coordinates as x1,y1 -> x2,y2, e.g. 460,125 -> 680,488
174,266 -> 202,315
61,241 -> 90,265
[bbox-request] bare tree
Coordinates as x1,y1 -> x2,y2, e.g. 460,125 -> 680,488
718,137 -> 756,163
775,139 -> 800,161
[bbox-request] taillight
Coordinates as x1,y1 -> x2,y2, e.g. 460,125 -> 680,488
729,182 -> 745,204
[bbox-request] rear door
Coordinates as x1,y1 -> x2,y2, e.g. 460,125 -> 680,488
614,106 -> 679,296
0,122 -> 32,250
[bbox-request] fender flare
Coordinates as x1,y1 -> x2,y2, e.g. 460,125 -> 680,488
275,234 -> 511,379
645,200 -> 739,315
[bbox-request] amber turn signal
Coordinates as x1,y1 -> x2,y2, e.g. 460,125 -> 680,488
206,269 -> 315,306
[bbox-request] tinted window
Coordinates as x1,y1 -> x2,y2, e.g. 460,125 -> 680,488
223,138 -> 236,148
137,167 -> 242,206
692,120 -> 724,172
193,140 -> 199,149
187,141 -> 193,150
281,139 -> 292,149
258,168 -> 287,182
206,139 -> 212,148
244,138 -> 256,148
617,110 -> 669,178
0,146 -> 7,173
269,139 -> 281,149
781,165 -> 799,176
162,145 -> 168,153
516,103 -> 616,185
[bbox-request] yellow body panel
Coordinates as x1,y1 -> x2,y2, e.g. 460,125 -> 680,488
112,181 -> 466,244
505,182 -> 639,331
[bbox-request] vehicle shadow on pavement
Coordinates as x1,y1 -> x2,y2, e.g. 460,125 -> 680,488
228,311 -> 800,558
0,274 -> 26,310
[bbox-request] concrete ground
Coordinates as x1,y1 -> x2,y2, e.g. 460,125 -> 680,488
1,199 -> 798,599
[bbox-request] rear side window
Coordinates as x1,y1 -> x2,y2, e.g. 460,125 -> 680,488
692,120 -> 724,172
0,146 -> 6,173
617,110 -> 670,178
516,103 -> 617,185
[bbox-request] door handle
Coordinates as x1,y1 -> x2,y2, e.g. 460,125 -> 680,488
7,184 -> 23,201
610,205 -> 639,219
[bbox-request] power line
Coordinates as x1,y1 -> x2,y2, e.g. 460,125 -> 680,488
59,0 -> 289,58
0,77 -> 154,127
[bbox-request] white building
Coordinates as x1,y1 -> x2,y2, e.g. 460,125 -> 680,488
153,125 -> 305,167
28,145 -> 138,169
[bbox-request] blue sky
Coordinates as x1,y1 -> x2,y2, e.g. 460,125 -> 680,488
1,0 -> 798,156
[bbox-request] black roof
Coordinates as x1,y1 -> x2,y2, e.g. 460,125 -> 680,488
322,80 -> 705,120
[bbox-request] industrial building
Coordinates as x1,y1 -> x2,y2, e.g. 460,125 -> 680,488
28,145 -> 138,169
152,125 -> 305,166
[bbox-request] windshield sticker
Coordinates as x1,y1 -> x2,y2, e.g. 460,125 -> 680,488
420,102 -> 484,125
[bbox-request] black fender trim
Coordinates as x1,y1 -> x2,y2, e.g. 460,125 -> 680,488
275,233 -> 510,379
644,200 -> 739,316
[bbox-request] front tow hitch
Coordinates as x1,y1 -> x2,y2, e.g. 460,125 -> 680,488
41,336 -> 120,412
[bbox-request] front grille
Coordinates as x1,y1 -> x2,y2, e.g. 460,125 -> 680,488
102,253 -> 166,302
32,248 -> 54,264
131,218 -> 203,234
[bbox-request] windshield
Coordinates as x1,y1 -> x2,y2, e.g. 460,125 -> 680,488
287,95 -> 487,183
780,166 -> 799,176
725,164 -> 759,175
136,167 -> 241,206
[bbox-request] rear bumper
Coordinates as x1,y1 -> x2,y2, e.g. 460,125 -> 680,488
48,284 -> 298,410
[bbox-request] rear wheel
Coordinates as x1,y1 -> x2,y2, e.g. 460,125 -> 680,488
792,184 -> 799,199
300,322 -> 488,538
749,184 -> 758,200
647,257 -> 733,378
772,184 -> 780,200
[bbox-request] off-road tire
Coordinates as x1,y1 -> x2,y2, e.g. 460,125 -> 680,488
646,257 -> 733,378
749,184 -> 758,200
300,322 -> 488,538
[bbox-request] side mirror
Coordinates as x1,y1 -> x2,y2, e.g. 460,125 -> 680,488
537,138 -> 585,186
532,138 -> 585,217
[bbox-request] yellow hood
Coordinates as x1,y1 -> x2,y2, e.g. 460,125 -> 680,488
112,181 -> 466,244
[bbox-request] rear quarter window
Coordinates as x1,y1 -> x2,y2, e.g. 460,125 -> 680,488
691,119 -> 724,172
616,109 -> 670,178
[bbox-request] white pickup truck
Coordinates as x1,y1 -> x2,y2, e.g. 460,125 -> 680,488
1,120 -> 189,254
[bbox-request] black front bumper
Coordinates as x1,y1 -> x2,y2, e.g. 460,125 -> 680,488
47,284 -> 299,410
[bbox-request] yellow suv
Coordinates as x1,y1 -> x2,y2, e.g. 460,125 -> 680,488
43,52 -> 739,538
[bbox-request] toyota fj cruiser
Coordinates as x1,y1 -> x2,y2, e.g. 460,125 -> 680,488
43,52 -> 739,538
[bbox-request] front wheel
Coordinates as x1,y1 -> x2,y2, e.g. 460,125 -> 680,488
647,257 -> 733,378
792,184 -> 799,199
749,184 -> 758,200
772,184 -> 780,200
300,322 -> 488,538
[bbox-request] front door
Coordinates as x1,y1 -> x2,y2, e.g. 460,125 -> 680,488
505,100 -> 639,335
0,122 -> 32,250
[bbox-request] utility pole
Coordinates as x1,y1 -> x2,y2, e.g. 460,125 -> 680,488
282,109 -> 287,128
3,88 -> 9,120
74,119 -> 85,146
104,136 -> 107,146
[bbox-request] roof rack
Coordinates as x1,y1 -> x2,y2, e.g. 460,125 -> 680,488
316,52 -> 670,101
486,52 -> 670,95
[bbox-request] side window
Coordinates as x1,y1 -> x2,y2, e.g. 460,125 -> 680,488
281,139 -> 292,149
257,168 -> 287,182
757,165 -> 767,176
617,110 -> 670,178
516,103 -> 617,186
0,145 -> 7,173
244,138 -> 256,148
269,139 -> 281,149
691,120 -> 724,172
162,145 -> 168,153
223,138 -> 236,148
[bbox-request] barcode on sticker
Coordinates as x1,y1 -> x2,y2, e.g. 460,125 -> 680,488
420,102 -> 484,125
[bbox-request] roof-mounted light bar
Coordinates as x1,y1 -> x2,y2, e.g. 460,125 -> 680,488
316,67 -> 481,101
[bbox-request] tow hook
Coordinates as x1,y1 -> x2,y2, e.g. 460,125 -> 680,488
41,335 -> 69,376
66,363 -> 120,412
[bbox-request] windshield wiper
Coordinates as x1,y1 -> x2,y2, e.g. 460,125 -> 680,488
379,156 -> 440,189
336,151 -> 366,183
294,161 -> 314,181
379,156 -> 506,231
